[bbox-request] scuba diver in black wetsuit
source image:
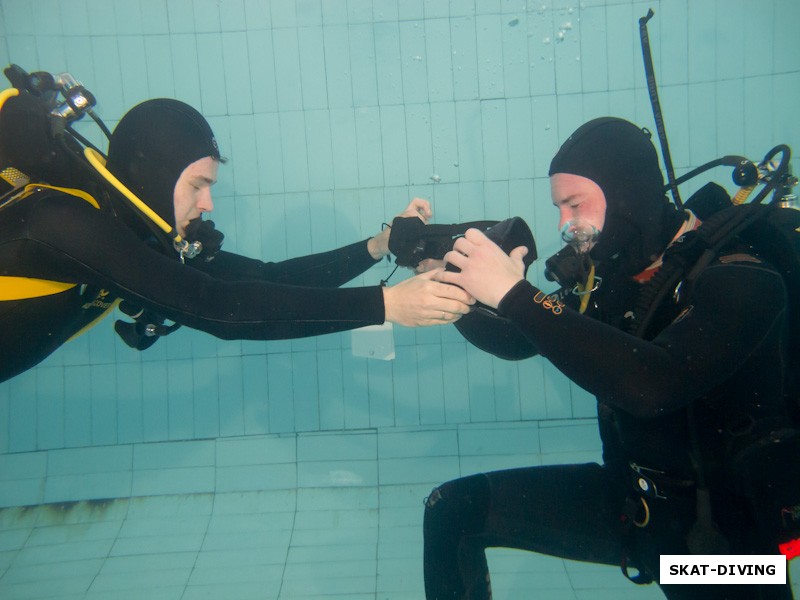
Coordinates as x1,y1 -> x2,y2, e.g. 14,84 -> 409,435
0,67 -> 475,384
424,117 -> 798,599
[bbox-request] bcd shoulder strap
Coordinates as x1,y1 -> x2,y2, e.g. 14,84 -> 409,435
628,202 -> 795,341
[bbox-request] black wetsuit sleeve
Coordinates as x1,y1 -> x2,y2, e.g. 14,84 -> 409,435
497,260 -> 787,419
194,241 -> 380,288
12,195 -> 385,340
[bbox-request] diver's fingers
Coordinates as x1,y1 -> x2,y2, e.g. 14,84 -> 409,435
415,258 -> 446,273
509,246 -> 529,262
462,227 -> 492,245
383,270 -> 474,327
451,236 -> 473,256
432,268 -> 460,288
443,249 -> 468,271
400,197 -> 432,222
430,280 -> 475,311
432,309 -> 462,324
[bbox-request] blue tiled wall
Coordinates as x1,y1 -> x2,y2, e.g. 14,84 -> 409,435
0,0 -> 798,458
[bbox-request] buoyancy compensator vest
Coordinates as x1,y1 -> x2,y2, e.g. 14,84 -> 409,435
628,143 -> 800,554
0,64 -> 187,347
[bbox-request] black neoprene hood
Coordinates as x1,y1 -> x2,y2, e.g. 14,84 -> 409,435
106,98 -> 220,227
549,117 -> 684,276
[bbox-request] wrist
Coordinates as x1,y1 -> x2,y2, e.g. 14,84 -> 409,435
381,285 -> 393,322
368,228 -> 391,260
497,279 -> 534,315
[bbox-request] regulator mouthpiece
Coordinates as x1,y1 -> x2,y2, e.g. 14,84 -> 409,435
560,219 -> 599,254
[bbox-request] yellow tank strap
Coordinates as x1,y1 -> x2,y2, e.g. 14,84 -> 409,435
17,182 -> 100,208
0,184 -> 101,300
0,87 -> 19,110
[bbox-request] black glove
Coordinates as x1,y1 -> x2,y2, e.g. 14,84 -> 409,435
114,300 -> 180,351
184,218 -> 224,262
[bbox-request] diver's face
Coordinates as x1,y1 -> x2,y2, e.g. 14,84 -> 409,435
550,173 -> 606,240
173,156 -> 218,238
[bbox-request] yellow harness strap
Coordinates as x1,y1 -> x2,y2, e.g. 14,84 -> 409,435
0,184 -> 100,300
576,262 -> 596,314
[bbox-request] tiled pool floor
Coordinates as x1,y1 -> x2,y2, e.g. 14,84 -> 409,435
1,423 -> 797,599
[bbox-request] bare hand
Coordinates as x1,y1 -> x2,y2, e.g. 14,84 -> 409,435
383,268 -> 475,327
434,228 -> 528,309
397,197 -> 433,222
368,197 -> 433,259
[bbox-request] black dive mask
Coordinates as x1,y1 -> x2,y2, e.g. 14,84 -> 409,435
388,216 -> 499,268
447,217 -> 540,361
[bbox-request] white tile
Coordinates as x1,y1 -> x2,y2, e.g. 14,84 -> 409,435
297,431 -> 377,461
0,452 -> 47,481
458,422 -> 540,455
193,548 -> 288,569
378,455 -> 460,485
211,490 -> 297,515
131,467 -> 215,497
109,533 -> 205,557
0,557 -> 103,585
13,538 -> 114,567
297,459 -> 377,488
133,440 -> 216,470
126,494 -> 213,519
206,512 -> 294,535
116,515 -> 209,538
377,428 -> 459,458
0,478 -> 45,508
216,463 -> 297,492
297,487 -> 378,511
216,435 -> 296,466
100,552 -> 197,574
200,528 -> 293,552
26,520 -> 121,546
47,445 -> 132,475
43,472 -> 132,504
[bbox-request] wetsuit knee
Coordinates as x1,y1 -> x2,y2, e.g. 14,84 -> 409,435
424,473 -> 492,537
